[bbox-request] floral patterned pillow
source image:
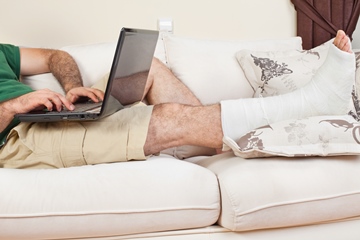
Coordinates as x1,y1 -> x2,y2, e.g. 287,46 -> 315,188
223,115 -> 360,159
236,39 -> 332,97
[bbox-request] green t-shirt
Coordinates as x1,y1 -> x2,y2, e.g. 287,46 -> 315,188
0,44 -> 33,147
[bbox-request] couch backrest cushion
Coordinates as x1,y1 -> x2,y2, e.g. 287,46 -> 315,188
163,34 -> 303,104
22,34 -> 302,104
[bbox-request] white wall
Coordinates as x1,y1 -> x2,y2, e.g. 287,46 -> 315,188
0,0 -> 297,48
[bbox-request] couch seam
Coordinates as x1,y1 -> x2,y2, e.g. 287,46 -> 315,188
236,190 -> 360,217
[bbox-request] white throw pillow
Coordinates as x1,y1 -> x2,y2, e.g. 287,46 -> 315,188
163,34 -> 303,104
223,115 -> 360,159
236,39 -> 332,97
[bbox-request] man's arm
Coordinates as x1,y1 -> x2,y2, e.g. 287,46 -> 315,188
20,48 -> 83,92
20,48 -> 104,103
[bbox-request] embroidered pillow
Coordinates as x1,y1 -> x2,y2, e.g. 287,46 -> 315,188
350,51 -> 360,120
236,39 -> 332,97
223,115 -> 360,159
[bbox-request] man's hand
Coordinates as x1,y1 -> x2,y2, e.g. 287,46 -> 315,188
0,89 -> 70,134
9,87 -> 105,114
9,89 -> 75,114
66,87 -> 104,104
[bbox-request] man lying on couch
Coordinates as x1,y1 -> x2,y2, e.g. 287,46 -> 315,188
0,30 -> 355,168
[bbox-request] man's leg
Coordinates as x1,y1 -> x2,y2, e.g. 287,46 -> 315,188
143,30 -> 355,155
145,103 -> 223,154
144,58 -> 223,155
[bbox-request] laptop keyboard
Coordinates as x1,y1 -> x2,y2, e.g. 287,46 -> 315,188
45,102 -> 103,114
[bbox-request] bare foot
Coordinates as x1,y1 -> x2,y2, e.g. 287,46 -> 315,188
333,30 -> 352,53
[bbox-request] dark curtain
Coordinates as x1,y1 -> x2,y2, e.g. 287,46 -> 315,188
291,0 -> 360,49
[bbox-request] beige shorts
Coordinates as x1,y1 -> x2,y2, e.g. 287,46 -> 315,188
0,103 -> 153,169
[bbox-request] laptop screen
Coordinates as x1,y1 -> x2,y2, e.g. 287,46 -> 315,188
100,28 -> 159,117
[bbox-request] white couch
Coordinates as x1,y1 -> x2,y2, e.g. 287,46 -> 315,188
1,33 -> 360,240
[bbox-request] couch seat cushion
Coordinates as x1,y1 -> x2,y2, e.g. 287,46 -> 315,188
194,152 -> 360,231
0,156 -> 220,240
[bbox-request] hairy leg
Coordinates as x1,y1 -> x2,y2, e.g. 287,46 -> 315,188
144,103 -> 223,155
144,58 -> 217,156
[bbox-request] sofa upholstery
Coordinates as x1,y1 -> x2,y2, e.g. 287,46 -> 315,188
1,33 -> 360,240
0,157 -> 220,239
193,152 -> 360,231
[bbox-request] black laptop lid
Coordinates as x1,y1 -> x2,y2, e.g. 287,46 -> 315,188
100,28 -> 159,118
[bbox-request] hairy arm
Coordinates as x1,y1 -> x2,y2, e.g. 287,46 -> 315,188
20,48 -> 83,92
0,100 -> 16,133
20,48 -> 104,103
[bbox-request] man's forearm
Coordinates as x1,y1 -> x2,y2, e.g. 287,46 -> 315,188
48,50 -> 83,93
0,100 -> 16,133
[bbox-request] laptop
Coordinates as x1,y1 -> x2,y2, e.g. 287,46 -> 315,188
16,27 -> 159,122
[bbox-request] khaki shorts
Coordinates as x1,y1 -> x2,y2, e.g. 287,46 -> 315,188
0,103 -> 153,169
